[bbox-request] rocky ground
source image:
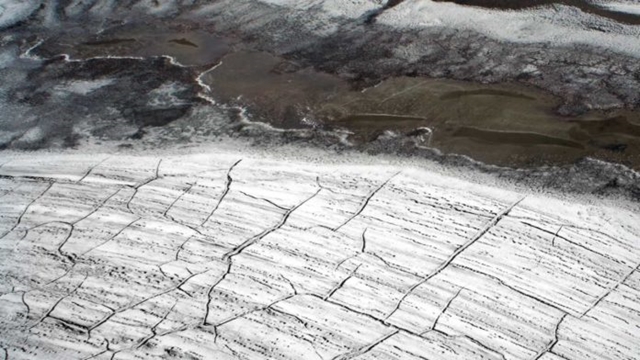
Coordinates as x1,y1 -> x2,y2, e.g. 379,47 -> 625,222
3,0 -> 640,113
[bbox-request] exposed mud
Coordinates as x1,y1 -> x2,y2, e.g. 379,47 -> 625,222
200,51 -> 640,169
4,38 -> 640,169
33,22 -> 230,66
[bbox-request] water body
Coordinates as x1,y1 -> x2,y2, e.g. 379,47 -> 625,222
200,51 -> 640,169
4,22 -> 640,170
452,127 -> 584,149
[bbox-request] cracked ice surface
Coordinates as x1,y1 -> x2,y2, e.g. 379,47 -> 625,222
0,151 -> 639,360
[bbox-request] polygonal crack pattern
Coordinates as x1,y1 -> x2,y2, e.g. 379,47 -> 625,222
0,153 -> 638,360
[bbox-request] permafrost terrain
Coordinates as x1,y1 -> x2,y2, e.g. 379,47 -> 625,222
1,0 -> 640,359
0,151 -> 638,359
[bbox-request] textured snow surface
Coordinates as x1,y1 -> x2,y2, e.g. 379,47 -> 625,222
0,151 -> 638,359
209,0 -> 640,57
599,1 -> 640,15
377,0 -> 640,56
0,0 -> 41,29
258,0 -> 384,18
2,0 -> 640,57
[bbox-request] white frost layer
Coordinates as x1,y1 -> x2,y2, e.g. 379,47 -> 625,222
0,149 -> 638,359
599,1 -> 640,15
257,0 -> 384,18
193,0 -> 385,36
377,0 -> 640,57
0,1 -> 41,29
53,79 -> 115,96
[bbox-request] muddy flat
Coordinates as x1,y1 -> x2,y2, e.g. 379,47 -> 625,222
202,51 -> 640,169
2,0 -> 640,190
35,23 -> 230,66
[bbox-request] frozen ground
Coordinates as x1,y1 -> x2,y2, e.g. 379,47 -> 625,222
0,147 -> 638,359
2,0 -> 640,115
377,0 -> 640,55
592,1 -> 640,15
1,2 -> 640,357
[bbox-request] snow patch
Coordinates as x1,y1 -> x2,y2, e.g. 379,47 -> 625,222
0,0 -> 41,29
599,1 -> 640,15
17,126 -> 44,143
376,0 -> 640,57
53,78 -> 115,96
147,82 -> 190,108
0,130 -> 19,145
0,45 -> 17,69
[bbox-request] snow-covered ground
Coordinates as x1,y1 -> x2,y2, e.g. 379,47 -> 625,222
0,2 -> 639,358
595,1 -> 640,15
377,0 -> 640,56
3,0 -> 640,57
0,147 -> 638,359
0,1 -> 40,29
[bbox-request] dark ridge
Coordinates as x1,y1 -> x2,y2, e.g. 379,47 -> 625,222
452,127 -> 585,149
83,38 -> 137,46
600,143 -> 627,153
363,0 -> 408,24
440,89 -> 536,101
168,38 -> 199,48
574,116 -> 640,138
433,0 -> 640,25
129,106 -> 192,128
